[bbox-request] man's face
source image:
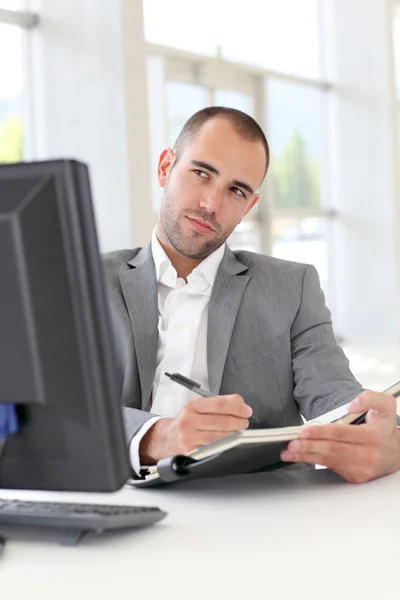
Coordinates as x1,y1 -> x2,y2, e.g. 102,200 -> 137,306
157,118 -> 266,259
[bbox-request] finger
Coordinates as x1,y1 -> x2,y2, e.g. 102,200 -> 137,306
188,395 -> 252,419
287,439 -> 372,460
282,439 -> 379,469
180,431 -> 235,454
348,390 -> 397,421
190,413 -> 250,433
280,449 -> 373,482
298,423 -> 380,446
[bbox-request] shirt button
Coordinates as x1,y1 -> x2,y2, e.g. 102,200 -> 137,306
175,323 -> 184,330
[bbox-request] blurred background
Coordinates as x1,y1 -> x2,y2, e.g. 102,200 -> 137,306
1,0 -> 400,395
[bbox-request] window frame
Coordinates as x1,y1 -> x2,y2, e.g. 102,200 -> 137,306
0,6 -> 39,162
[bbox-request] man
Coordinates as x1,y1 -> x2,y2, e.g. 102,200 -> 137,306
104,106 -> 400,484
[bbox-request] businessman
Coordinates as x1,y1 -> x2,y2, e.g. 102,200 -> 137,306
103,106 -> 400,484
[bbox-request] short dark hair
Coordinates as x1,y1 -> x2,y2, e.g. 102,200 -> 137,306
172,106 -> 270,180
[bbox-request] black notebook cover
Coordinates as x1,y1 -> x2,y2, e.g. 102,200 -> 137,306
129,411 -> 368,488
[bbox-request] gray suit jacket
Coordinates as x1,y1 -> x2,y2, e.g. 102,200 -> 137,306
103,243 -> 363,445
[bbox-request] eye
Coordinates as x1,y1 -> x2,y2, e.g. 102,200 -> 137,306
230,187 -> 246,198
193,169 -> 209,179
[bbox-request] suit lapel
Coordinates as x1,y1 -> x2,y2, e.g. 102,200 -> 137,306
207,247 -> 251,395
118,244 -> 158,410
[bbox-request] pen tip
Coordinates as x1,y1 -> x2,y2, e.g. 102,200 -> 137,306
165,372 -> 171,378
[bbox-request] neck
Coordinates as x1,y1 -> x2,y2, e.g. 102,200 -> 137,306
155,223 -> 204,281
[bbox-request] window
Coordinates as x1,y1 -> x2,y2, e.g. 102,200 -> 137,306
266,78 -> 332,294
272,216 -> 329,289
267,79 -> 323,211
214,90 -> 253,116
144,0 -> 321,79
165,84 -> 254,147
227,220 -> 260,253
166,82 -> 208,147
0,23 -> 24,163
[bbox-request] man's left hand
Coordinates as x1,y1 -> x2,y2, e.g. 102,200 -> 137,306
281,391 -> 400,483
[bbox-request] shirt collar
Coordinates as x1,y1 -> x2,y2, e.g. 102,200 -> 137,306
151,229 -> 172,282
151,229 -> 225,290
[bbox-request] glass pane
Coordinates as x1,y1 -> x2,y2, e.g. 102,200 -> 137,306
267,79 -> 323,210
213,90 -> 253,115
272,216 -> 328,289
144,0 -> 321,79
0,24 -> 23,164
228,221 -> 259,253
166,82 -> 208,147
394,8 -> 400,98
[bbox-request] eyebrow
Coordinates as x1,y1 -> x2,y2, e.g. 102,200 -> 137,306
191,160 -> 255,196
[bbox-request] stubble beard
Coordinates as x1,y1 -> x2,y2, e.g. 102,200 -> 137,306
160,185 -> 232,260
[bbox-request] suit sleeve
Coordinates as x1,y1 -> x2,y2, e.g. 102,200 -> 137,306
122,406 -> 160,444
290,264 -> 364,420
128,416 -> 163,475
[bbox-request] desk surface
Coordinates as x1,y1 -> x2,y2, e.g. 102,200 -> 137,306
1,468 -> 399,600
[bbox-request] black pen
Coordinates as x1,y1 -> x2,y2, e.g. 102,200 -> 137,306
165,372 -> 260,424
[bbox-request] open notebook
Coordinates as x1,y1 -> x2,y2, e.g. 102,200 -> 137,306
129,380 -> 400,488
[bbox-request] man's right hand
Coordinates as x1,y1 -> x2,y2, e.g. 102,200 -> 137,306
139,394 -> 253,465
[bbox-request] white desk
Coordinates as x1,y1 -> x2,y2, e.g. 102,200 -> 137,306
1,468 -> 399,600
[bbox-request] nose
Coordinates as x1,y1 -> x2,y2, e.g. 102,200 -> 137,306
198,185 -> 224,217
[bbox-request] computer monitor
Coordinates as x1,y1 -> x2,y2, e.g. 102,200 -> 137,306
0,159 -> 131,492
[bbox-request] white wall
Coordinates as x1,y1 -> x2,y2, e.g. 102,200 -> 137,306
329,0 -> 400,343
27,0 -> 133,252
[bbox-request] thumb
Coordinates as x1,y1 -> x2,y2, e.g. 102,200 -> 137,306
348,390 -> 396,423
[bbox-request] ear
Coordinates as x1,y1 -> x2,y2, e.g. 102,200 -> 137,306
157,148 -> 176,187
243,193 -> 260,219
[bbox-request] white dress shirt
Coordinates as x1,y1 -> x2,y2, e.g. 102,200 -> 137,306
129,230 -> 225,474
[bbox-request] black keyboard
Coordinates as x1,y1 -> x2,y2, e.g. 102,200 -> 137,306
0,498 -> 167,545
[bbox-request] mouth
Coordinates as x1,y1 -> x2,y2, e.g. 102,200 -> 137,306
186,216 -> 215,234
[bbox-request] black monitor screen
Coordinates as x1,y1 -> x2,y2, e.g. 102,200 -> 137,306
0,160 -> 130,492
